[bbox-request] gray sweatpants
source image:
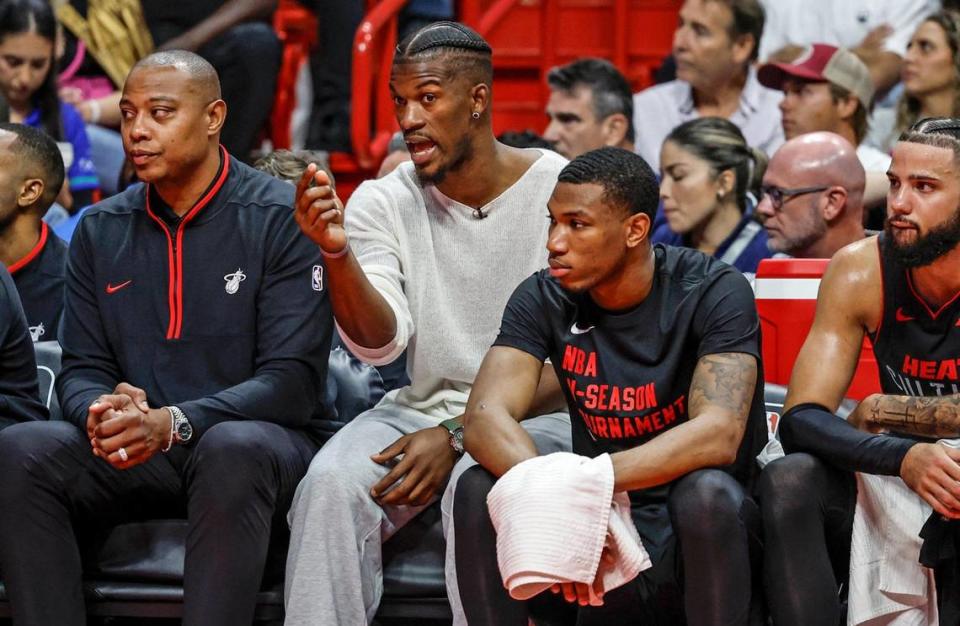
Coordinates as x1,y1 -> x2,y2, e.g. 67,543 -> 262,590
284,398 -> 570,625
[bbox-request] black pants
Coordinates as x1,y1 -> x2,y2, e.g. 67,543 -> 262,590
455,466 -> 763,626
0,419 -> 319,626
759,452 -> 857,626
306,0 -> 364,151
198,22 -> 282,160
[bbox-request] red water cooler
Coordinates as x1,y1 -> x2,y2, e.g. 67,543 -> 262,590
754,258 -> 881,401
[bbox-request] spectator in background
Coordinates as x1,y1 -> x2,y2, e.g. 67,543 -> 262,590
497,129 -> 555,150
758,0 -> 935,94
656,117 -> 772,274
254,148 -> 333,187
633,0 -> 783,172
757,42 -> 892,220
757,132 -> 866,259
871,11 -> 960,152
55,0 -> 153,198
305,1 -> 363,153
0,0 -> 99,213
376,131 -> 411,178
758,44 -> 891,172
0,123 -> 66,343
306,0 -> 454,153
543,57 -> 634,159
400,0 -> 454,39
141,0 -> 281,160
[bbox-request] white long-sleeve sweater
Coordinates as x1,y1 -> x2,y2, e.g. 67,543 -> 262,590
339,150 -> 568,420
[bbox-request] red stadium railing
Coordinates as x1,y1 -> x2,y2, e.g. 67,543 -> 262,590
350,0 -> 407,170
270,0 -> 318,150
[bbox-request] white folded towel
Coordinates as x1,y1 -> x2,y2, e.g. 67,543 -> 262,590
848,472 -> 938,625
487,452 -> 652,606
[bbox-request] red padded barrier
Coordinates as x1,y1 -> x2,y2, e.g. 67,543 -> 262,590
754,258 -> 881,401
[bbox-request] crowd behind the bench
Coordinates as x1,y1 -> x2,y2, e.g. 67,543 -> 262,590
0,0 -> 960,625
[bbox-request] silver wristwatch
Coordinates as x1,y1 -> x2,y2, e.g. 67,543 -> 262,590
167,405 -> 193,445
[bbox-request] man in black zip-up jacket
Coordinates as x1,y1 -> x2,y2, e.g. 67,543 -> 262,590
0,51 -> 333,626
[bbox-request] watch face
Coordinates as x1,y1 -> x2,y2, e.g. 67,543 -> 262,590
176,420 -> 193,442
451,428 -> 465,453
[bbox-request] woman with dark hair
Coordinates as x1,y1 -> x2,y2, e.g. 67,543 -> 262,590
655,116 -> 772,274
0,0 -> 99,212
873,10 -> 960,151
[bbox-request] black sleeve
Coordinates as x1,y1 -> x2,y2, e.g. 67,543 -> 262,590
175,213 -> 333,437
57,217 -> 124,430
492,273 -> 554,363
0,265 -> 47,427
780,402 -> 917,476
693,268 -> 762,360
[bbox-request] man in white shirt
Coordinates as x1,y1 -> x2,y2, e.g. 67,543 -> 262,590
758,0 -> 936,93
283,21 -> 570,625
632,0 -> 783,172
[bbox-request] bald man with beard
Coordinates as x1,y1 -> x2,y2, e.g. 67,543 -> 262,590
756,132 -> 866,259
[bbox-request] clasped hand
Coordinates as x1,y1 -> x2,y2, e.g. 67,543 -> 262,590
369,425 -> 459,507
87,382 -> 171,470
549,548 -> 615,606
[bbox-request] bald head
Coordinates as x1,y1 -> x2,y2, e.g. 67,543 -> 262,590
770,132 -> 866,202
759,132 -> 866,258
119,49 -> 228,191
128,50 -> 222,103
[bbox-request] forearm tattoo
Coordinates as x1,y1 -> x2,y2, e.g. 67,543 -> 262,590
868,395 -> 960,438
689,353 -> 757,423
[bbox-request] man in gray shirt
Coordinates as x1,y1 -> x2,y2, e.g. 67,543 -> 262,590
284,22 -> 570,625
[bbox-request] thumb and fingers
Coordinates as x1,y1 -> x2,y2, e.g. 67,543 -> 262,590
114,382 -> 149,412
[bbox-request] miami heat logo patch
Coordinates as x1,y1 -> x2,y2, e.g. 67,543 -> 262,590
29,323 -> 44,342
224,269 -> 246,294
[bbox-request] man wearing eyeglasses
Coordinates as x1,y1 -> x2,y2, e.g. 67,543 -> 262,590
756,132 -> 866,258
759,117 -> 960,625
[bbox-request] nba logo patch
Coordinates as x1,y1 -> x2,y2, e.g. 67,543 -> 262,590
312,265 -> 323,291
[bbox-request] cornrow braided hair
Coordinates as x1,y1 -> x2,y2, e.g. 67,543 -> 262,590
911,116 -> 960,138
396,21 -> 491,56
900,116 -> 960,166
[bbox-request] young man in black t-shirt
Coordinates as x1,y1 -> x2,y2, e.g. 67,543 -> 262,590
453,147 -> 767,625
